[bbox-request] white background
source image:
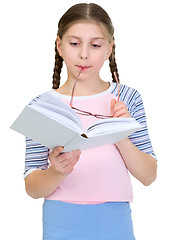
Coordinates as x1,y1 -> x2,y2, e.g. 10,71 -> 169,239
1,0 -> 177,239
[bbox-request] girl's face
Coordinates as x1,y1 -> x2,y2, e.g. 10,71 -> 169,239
57,22 -> 113,81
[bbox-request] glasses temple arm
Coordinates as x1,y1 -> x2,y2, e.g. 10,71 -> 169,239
113,71 -> 120,102
70,70 -> 83,107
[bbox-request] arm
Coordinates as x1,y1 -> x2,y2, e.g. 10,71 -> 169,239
116,137 -> 157,186
111,99 -> 157,186
25,147 -> 81,199
24,97 -> 80,198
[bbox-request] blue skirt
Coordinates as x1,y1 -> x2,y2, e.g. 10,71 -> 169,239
43,200 -> 135,240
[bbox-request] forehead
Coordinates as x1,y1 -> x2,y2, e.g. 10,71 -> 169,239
63,22 -> 110,40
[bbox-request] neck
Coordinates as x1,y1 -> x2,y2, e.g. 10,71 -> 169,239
58,72 -> 110,96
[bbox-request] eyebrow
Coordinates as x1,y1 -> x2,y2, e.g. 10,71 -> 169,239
67,36 -> 105,40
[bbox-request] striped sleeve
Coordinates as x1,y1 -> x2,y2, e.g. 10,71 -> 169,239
24,95 -> 50,179
24,138 -> 49,178
112,83 -> 157,160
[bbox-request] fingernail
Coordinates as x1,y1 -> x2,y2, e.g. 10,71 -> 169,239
59,146 -> 64,152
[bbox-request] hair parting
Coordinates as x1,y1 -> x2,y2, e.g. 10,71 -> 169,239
52,3 -> 120,89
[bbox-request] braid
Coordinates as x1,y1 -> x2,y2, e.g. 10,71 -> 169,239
52,40 -> 63,89
109,40 -> 120,83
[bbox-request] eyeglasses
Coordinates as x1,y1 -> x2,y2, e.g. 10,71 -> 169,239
69,70 -> 120,119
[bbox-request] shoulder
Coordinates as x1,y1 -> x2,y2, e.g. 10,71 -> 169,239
111,82 -> 142,105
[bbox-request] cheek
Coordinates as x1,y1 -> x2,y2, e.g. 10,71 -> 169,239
93,52 -> 107,68
62,49 -> 75,64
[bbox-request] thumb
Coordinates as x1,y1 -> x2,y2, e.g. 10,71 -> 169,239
52,146 -> 64,157
58,146 -> 64,153
110,99 -> 117,115
111,99 -> 117,109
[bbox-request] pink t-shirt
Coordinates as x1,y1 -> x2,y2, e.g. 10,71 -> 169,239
45,83 -> 133,203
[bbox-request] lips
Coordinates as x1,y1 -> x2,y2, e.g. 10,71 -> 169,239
76,65 -> 91,71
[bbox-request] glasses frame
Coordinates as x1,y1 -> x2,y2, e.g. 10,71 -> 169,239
69,70 -> 120,119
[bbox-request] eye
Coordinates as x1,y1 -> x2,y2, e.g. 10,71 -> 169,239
70,42 -> 80,46
91,44 -> 101,48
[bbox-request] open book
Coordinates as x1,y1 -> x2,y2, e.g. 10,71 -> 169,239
10,91 -> 142,152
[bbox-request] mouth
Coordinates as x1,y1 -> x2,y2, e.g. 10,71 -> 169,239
76,65 -> 91,72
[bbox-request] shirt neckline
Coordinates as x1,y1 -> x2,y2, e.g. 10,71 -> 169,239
51,82 -> 116,100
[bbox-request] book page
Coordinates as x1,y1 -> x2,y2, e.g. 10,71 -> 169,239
86,118 -> 142,137
30,103 -> 83,133
63,128 -> 139,152
35,91 -> 83,129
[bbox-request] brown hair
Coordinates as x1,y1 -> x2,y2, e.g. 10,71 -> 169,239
52,3 -> 120,89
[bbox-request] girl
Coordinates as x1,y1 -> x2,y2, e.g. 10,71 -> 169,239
25,3 -> 157,240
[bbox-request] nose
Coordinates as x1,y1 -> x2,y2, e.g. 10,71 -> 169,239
79,45 -> 89,59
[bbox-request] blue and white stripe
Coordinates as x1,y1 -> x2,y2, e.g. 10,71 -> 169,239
24,137 -> 49,178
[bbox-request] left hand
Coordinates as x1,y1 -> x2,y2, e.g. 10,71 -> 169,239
111,99 -> 131,118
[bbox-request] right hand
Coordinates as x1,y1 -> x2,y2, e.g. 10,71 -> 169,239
49,146 -> 81,176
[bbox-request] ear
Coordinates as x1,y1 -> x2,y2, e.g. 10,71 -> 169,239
56,36 -> 63,57
105,41 -> 114,60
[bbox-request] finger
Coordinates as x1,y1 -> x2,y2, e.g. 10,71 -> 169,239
50,150 -> 81,169
49,146 -> 64,159
61,155 -> 80,168
61,157 -> 80,175
113,108 -> 130,118
113,112 -> 128,118
58,150 -> 81,163
113,103 -> 129,116
112,101 -> 126,111
56,155 -> 80,175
